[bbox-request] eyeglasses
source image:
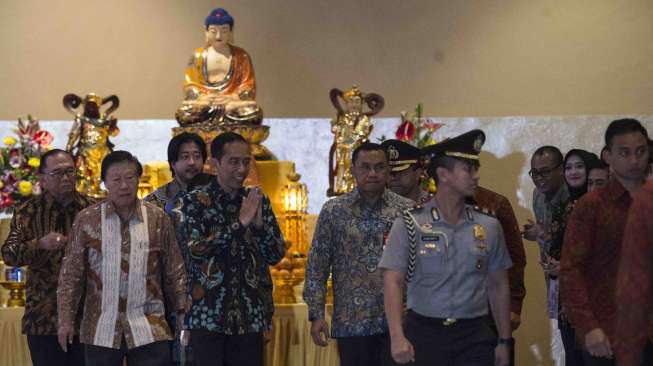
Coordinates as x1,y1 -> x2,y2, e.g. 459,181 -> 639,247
528,162 -> 562,180
42,168 -> 75,178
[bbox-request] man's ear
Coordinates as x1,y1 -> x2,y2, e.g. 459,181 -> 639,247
436,166 -> 448,183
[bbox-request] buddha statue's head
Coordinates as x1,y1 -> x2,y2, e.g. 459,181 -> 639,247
342,86 -> 363,114
204,8 -> 235,50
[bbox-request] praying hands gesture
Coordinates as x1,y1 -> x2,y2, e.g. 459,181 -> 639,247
239,186 -> 263,229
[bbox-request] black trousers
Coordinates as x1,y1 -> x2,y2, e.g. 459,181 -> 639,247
189,329 -> 263,366
27,334 -> 84,366
642,340 -> 653,365
85,338 -> 171,366
336,333 -> 396,366
559,318 -> 585,366
405,310 -> 495,366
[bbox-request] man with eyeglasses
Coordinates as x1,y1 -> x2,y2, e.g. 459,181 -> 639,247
523,145 -> 568,363
1,149 -> 93,366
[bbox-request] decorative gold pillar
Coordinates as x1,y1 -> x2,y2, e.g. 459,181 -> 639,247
280,172 -> 308,256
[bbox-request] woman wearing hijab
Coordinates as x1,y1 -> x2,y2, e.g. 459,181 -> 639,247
550,149 -> 599,366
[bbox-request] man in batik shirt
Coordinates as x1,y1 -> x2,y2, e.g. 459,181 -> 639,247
615,179 -> 653,365
145,132 -> 209,214
175,132 -> 285,366
1,149 -> 92,366
58,151 -> 187,366
303,142 -> 413,366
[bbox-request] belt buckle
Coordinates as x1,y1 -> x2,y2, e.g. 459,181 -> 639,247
442,318 -> 457,326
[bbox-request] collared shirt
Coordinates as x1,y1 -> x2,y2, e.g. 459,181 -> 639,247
144,173 -> 214,218
303,189 -> 413,337
615,181 -> 653,366
1,193 -> 93,335
560,178 -> 632,342
175,179 -> 285,335
533,184 -> 569,229
144,179 -> 185,214
470,186 -> 526,315
57,200 -> 187,349
379,197 -> 512,319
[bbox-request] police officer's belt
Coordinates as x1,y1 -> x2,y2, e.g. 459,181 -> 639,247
407,310 -> 487,327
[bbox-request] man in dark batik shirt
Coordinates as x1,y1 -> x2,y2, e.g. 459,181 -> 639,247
144,132 -> 209,366
561,119 -> 650,365
175,132 -> 285,366
616,180 -> 653,366
145,132 -> 208,214
1,149 -> 92,366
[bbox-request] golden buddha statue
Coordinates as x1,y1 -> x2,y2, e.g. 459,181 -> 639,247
63,93 -> 120,198
175,8 -> 262,127
327,86 -> 384,196
173,8 -> 274,161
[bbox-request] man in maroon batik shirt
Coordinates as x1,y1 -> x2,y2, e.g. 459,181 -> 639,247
560,119 -> 649,365
615,180 -> 653,366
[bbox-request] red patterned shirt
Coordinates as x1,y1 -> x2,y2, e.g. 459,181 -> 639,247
560,178 -> 632,342
471,186 -> 527,315
615,181 -> 653,366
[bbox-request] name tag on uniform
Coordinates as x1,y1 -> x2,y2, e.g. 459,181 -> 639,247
421,234 -> 441,241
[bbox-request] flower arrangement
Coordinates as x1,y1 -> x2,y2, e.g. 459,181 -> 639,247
0,116 -> 53,211
380,104 -> 444,192
394,103 -> 444,148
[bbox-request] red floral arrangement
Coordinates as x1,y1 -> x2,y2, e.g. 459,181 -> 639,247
395,104 -> 443,148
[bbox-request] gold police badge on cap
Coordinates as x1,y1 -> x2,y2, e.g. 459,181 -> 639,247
473,136 -> 483,153
388,145 -> 399,160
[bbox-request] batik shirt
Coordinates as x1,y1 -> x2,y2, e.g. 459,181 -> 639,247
303,189 -> 413,337
615,181 -> 653,366
174,179 -> 285,335
1,193 -> 93,335
57,201 -> 188,349
144,179 -> 184,214
470,186 -> 526,315
532,185 -> 569,318
560,179 -> 632,342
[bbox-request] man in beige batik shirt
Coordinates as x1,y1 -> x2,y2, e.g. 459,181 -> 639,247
57,151 -> 187,366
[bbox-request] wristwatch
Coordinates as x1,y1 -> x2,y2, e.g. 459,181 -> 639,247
497,337 -> 514,346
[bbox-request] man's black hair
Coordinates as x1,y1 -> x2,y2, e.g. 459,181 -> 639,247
168,133 -> 207,177
210,132 -> 248,161
38,149 -> 72,174
427,156 -> 480,184
604,118 -> 649,149
101,151 -> 143,181
351,142 -> 387,166
532,146 -> 563,166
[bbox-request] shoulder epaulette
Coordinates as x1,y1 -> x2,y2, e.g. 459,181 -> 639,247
413,193 -> 434,210
472,205 -> 496,218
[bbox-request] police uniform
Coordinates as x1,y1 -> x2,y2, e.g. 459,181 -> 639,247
378,130 -> 513,365
381,139 -> 432,203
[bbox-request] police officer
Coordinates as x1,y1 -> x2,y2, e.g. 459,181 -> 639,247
381,139 -> 431,203
379,130 -> 512,365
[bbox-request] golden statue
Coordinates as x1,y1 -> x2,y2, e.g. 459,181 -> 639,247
63,93 -> 120,198
175,7 -> 261,127
327,86 -> 384,196
174,8 -> 274,160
